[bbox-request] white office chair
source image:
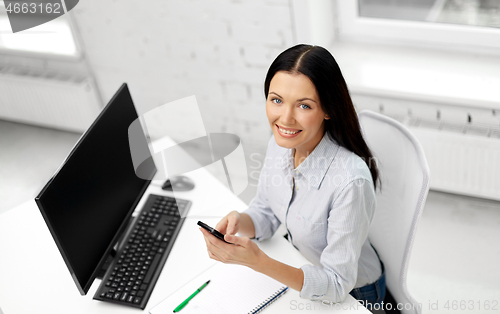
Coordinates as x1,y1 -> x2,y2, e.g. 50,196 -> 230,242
358,110 -> 430,314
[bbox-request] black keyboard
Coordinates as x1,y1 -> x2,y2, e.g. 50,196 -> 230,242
94,194 -> 191,309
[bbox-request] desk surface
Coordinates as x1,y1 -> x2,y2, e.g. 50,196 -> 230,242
0,139 -> 369,314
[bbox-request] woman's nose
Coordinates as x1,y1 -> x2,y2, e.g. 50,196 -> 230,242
281,105 -> 295,125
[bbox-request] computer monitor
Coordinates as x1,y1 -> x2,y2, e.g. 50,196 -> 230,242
35,83 -> 156,295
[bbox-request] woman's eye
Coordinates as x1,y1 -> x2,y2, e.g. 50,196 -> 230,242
299,104 -> 311,109
272,98 -> 282,104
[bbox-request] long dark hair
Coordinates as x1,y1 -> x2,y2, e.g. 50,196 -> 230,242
264,44 -> 380,189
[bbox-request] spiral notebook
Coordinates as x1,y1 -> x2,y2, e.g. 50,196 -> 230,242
149,263 -> 288,314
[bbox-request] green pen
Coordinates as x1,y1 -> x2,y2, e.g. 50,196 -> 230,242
173,280 -> 211,312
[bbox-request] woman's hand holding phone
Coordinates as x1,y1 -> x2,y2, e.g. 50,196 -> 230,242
199,219 -> 266,271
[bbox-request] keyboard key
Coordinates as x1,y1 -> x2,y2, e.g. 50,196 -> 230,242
143,254 -> 161,284
120,292 -> 128,301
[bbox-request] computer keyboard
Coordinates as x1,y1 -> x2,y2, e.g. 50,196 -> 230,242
94,194 -> 191,309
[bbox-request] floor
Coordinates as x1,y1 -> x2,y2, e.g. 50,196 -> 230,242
1,119 -> 499,313
407,192 -> 500,314
0,120 -> 82,213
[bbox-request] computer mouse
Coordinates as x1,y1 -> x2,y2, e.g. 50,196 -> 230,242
161,175 -> 195,191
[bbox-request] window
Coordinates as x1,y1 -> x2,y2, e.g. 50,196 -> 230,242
336,0 -> 500,53
0,5 -> 79,58
358,0 -> 500,28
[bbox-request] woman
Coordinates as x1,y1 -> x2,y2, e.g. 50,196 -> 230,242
200,44 -> 385,306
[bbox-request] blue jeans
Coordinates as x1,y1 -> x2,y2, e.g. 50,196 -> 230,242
349,263 -> 386,308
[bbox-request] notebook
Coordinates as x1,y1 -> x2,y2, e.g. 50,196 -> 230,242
149,263 -> 288,314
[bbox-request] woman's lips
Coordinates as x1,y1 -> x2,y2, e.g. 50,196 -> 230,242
276,124 -> 302,138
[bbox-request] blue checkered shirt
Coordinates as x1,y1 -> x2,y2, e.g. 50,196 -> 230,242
244,133 -> 382,303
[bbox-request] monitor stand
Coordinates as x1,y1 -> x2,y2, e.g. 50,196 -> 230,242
96,214 -> 136,279
97,249 -> 117,280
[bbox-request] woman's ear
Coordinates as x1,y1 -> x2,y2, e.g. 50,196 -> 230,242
325,115 -> 330,120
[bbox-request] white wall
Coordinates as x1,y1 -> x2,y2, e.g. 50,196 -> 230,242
72,0 -> 295,154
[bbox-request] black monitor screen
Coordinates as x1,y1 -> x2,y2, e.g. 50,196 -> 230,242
35,83 -> 155,295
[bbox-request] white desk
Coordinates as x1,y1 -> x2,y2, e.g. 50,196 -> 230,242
0,139 -> 369,314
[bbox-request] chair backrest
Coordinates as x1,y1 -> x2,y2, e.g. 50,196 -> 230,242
358,110 -> 430,314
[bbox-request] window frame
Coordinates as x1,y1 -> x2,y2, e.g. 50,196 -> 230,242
0,8 -> 82,61
336,0 -> 500,54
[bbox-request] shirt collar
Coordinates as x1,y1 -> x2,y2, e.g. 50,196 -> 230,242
279,133 -> 340,189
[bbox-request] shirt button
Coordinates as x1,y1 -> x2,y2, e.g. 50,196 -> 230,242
295,186 -> 299,191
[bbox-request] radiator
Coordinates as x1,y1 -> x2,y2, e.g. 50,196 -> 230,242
353,93 -> 500,201
407,120 -> 500,201
0,69 -> 102,133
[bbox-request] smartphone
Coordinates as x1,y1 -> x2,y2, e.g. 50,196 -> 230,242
197,221 -> 232,244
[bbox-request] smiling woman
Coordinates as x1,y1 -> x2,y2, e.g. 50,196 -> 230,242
266,71 -> 329,168
201,44 -> 384,310
264,45 -> 379,186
